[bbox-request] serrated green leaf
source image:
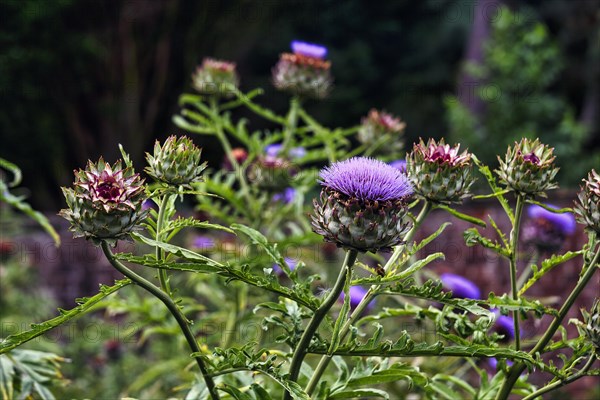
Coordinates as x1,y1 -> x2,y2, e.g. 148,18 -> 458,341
436,204 -> 486,227
329,388 -> 389,399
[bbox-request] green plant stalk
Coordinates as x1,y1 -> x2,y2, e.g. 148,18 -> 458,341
209,98 -> 251,198
516,250 -> 539,291
521,355 -> 597,400
495,244 -> 600,400
101,241 -> 220,400
284,249 -> 358,399
156,195 -> 172,296
282,96 -> 300,154
509,194 -> 524,351
305,201 -> 432,395
222,283 -> 248,348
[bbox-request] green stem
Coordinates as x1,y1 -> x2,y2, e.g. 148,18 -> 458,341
282,96 -> 300,154
509,195 -> 524,351
495,245 -> 600,400
521,355 -> 597,400
209,98 -> 251,198
284,250 -> 358,399
101,242 -> 220,400
156,195 -> 172,296
305,201 -> 432,395
516,250 -> 539,291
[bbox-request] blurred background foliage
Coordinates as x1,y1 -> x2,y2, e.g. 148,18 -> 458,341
0,0 -> 598,210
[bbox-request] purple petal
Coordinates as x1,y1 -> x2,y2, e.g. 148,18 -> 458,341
291,40 -> 327,59
389,159 -> 407,173
440,273 -> 481,299
319,157 -> 413,201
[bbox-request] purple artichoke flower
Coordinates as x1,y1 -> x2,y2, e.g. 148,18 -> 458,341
291,40 -> 328,59
272,257 -> 298,275
192,235 -> 215,251
340,285 -> 374,311
265,144 -> 306,159
523,204 -> 576,252
272,187 -> 297,204
440,273 -> 481,299
272,41 -> 332,99
312,157 -> 413,253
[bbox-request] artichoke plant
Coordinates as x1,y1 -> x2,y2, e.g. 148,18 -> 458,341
496,138 -> 558,197
272,40 -> 333,99
406,138 -> 475,203
59,158 -> 147,245
357,109 -> 406,154
575,299 -> 600,354
191,58 -> 239,97
312,157 -> 413,253
145,135 -> 207,187
574,170 -> 600,233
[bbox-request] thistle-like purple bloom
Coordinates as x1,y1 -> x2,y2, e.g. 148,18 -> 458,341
265,144 -> 306,159
340,285 -> 374,311
312,157 -> 413,253
440,273 -> 481,299
527,204 -> 576,235
291,40 -> 327,59
319,157 -> 413,202
272,257 -> 298,275
272,187 -> 297,204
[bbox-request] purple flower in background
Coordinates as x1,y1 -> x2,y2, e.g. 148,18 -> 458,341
488,357 -> 513,370
319,157 -> 413,202
492,313 -> 516,342
527,204 -> 576,235
340,286 -> 374,310
523,204 -> 576,252
272,257 -> 298,275
192,235 -> 215,251
272,187 -> 297,204
142,199 -> 157,211
440,273 -> 481,299
265,144 -> 306,159
291,40 -> 327,59
389,160 -> 407,174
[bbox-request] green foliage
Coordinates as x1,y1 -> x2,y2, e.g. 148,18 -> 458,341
446,6 -> 598,187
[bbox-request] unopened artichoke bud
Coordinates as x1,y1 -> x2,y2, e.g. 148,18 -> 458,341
496,138 -> 558,197
247,156 -> 297,192
145,135 -> 207,186
576,299 -> 600,354
312,157 -> 413,253
574,170 -> 600,233
357,109 -> 406,154
191,58 -> 239,97
272,40 -> 333,99
59,158 -> 148,245
406,138 -> 475,203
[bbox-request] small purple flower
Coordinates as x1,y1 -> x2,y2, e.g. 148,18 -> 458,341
291,40 -> 327,59
192,235 -> 215,250
340,286 -> 374,310
440,273 -> 481,299
389,160 -> 407,174
265,144 -> 306,159
488,357 -> 513,370
272,257 -> 298,275
527,204 -> 576,236
272,187 -> 297,204
319,157 -> 413,202
142,199 -> 157,211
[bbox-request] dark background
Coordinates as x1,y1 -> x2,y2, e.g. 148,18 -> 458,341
1,0 -> 598,210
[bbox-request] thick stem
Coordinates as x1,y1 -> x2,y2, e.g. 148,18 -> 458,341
521,356 -> 597,400
156,195 -> 172,296
284,250 -> 358,399
305,201 -> 432,395
101,242 -> 220,400
495,245 -> 600,400
509,195 -> 524,351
